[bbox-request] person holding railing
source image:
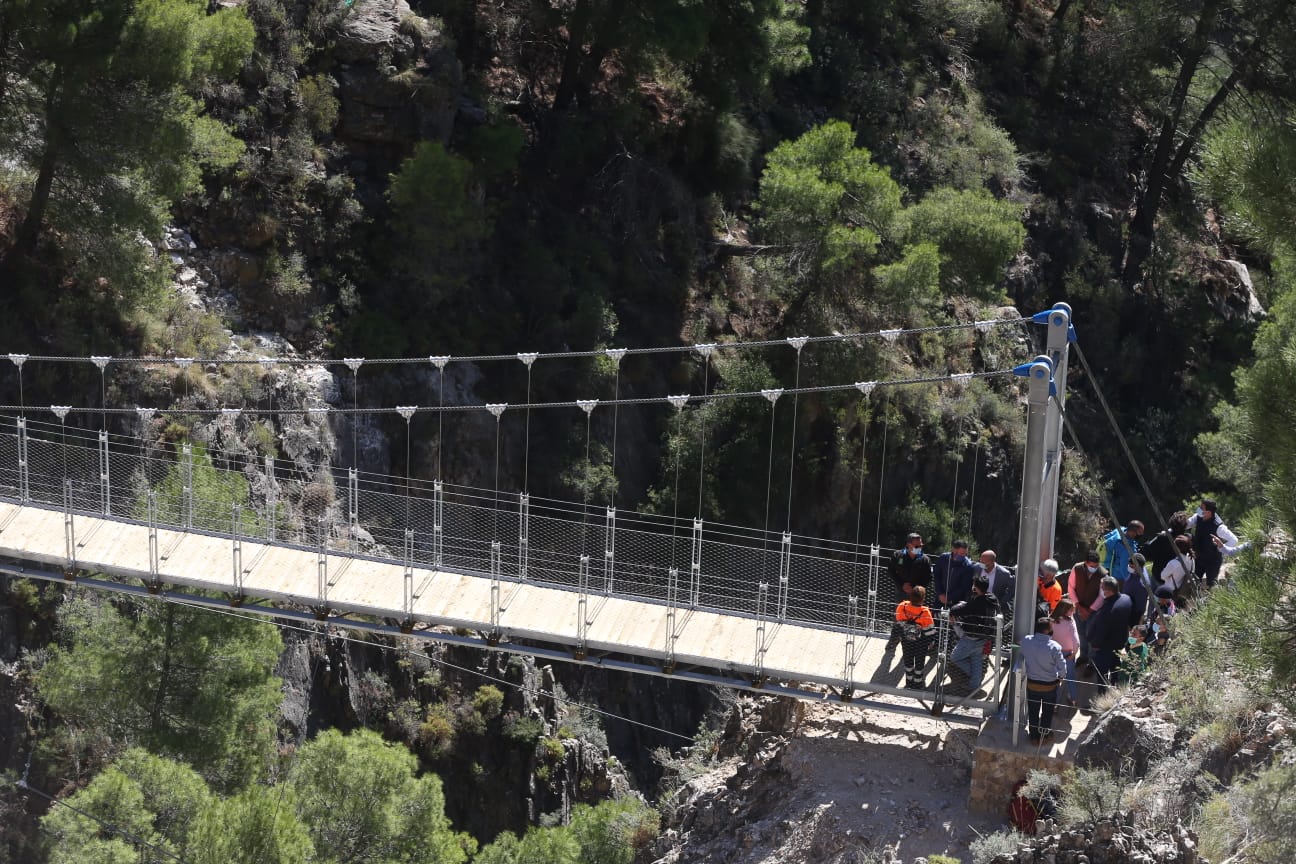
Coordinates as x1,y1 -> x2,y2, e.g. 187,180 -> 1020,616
947,573 -> 1000,696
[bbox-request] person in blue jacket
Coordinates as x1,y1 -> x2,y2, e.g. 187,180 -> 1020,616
932,539 -> 976,611
1101,520 -> 1145,579
1122,552 -> 1152,628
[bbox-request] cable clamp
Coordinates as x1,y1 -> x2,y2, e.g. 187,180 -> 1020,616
90,356 -> 111,369
51,406 -> 71,420
486,403 -> 508,419
307,406 -> 329,416
517,352 -> 538,368
667,395 -> 689,411
7,354 -> 27,369
576,399 -> 598,415
950,372 -> 974,385
694,343 -> 717,358
136,407 -> 157,422
854,381 -> 876,396
260,357 -> 278,371
761,388 -> 783,404
396,406 -> 417,420
786,336 -> 808,353
174,357 -> 193,370
343,358 -> 364,372
879,329 -> 902,343
604,348 -> 627,364
429,355 -> 451,369
221,408 -> 241,419
973,320 -> 996,334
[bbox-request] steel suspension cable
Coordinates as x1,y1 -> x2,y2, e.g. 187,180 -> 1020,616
850,390 -> 872,598
4,317 -> 1029,367
521,356 -> 535,494
695,348 -> 712,518
1071,341 -> 1167,528
760,391 -> 780,578
669,404 -> 686,569
785,340 -> 806,532
608,352 -> 624,507
873,393 -> 891,546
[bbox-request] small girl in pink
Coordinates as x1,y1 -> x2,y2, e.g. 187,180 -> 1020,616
1051,599 -> 1081,707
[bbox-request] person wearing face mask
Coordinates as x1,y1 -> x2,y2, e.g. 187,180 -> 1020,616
973,549 -> 1016,612
1037,559 -> 1063,613
1187,499 -> 1239,589
886,533 -> 933,651
1122,553 -> 1152,627
1068,551 -> 1106,669
932,539 -> 976,611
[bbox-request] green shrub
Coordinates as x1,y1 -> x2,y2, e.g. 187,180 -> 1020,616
418,703 -> 456,758
472,685 -> 505,721
969,830 -> 1017,864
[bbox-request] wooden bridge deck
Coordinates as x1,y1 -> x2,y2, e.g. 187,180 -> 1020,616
0,500 -> 1004,709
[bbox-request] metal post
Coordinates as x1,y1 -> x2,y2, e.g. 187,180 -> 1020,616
433,480 -> 444,568
517,492 -> 529,580
489,540 -> 502,642
98,429 -> 110,516
866,544 -> 880,634
603,506 -> 616,594
317,517 -> 328,609
777,532 -> 792,620
576,554 -> 590,657
264,455 -> 276,541
181,443 -> 194,530
147,492 -> 159,590
842,594 -> 859,697
403,528 -> 415,620
754,581 -> 769,683
665,566 -> 678,671
348,467 -> 359,541
16,417 -> 29,504
990,611 -> 1006,704
232,503 -> 243,600
63,479 -> 76,572
1013,358 -> 1054,646
1036,304 -> 1072,562
689,517 -> 703,607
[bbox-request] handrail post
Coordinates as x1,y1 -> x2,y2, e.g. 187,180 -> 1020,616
603,506 -> 616,595
62,479 -> 76,579
403,528 -> 414,623
576,554 -> 590,659
689,517 -> 703,607
867,544 -> 880,634
348,467 -> 359,545
842,594 -> 859,700
231,503 -> 243,603
98,429 -> 110,516
778,532 -> 792,620
753,581 -> 769,686
147,491 -> 160,592
316,516 -> 328,614
517,492 -> 529,580
264,455 -> 276,541
664,566 -> 678,673
16,417 -> 29,504
488,540 -> 502,644
433,480 -> 444,569
181,442 -> 194,531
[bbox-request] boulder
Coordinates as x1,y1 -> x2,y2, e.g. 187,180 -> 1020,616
1074,709 -> 1179,776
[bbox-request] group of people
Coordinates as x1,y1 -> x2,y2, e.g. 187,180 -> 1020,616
886,500 -> 1253,743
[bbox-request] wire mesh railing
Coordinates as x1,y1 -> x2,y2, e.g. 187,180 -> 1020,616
0,414 -> 968,645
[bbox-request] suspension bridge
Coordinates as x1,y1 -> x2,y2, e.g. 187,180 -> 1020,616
0,306 -> 1076,726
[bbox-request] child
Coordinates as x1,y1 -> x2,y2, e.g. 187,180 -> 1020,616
1050,599 -> 1081,707
1119,624 -> 1151,684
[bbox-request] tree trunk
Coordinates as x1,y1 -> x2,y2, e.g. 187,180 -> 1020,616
554,0 -> 593,111
1052,0 -> 1073,22
1122,0 -> 1221,287
13,126 -> 59,260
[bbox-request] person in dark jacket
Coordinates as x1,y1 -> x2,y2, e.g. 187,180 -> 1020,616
1086,577 -> 1132,686
973,549 -> 1015,612
1122,553 -> 1152,628
1187,499 -> 1238,589
886,533 -> 932,649
947,574 -> 1001,692
1142,511 -> 1189,584
932,539 -> 976,611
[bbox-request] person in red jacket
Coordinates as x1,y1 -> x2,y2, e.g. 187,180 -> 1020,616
895,585 -> 935,689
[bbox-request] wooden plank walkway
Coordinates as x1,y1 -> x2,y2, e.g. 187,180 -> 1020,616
0,500 -> 1005,705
